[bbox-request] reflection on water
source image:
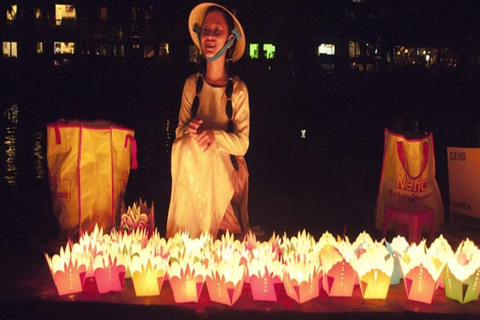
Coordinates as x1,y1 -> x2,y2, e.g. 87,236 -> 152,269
3,101 -> 19,186
2,100 -> 47,187
33,131 -> 46,180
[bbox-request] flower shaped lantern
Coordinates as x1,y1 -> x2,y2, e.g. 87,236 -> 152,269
93,243 -> 126,294
120,199 -> 155,238
78,225 -> 105,278
356,241 -> 394,299
44,242 -> 87,296
319,233 -> 357,297
399,240 -> 445,304
387,235 -> 409,285
247,240 -> 283,302
206,253 -> 246,306
168,257 -> 207,303
429,234 -> 454,289
283,251 -> 322,304
167,232 -> 210,303
130,244 -> 167,296
443,239 -> 480,303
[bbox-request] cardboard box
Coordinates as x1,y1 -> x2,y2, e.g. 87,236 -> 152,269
447,147 -> 480,238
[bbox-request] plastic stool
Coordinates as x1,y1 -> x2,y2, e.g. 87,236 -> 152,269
382,206 -> 435,244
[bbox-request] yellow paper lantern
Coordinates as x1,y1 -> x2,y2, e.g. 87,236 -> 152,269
356,241 -> 394,299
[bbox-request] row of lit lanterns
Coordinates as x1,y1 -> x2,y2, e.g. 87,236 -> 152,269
44,226 -> 480,305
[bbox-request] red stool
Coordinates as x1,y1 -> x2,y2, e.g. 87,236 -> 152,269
382,206 -> 435,244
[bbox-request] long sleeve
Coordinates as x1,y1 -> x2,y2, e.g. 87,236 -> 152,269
175,75 -> 197,139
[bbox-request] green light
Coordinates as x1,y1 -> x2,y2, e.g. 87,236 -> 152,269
263,44 -> 275,59
249,43 -> 259,59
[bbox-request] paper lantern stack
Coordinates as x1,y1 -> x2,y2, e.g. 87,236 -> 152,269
120,199 -> 155,238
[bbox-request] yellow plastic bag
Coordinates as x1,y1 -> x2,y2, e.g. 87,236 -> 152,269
375,129 -> 444,231
47,120 -> 137,236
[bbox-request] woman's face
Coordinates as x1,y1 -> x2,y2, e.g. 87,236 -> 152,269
200,10 -> 232,59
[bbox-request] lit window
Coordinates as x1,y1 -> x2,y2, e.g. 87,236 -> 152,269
3,41 -> 18,58
159,43 -> 169,57
55,4 -> 76,26
263,44 -> 275,59
249,43 -> 259,59
54,42 -> 75,54
37,42 -> 43,54
318,43 -> 335,55
349,41 -> 360,58
7,5 -> 17,21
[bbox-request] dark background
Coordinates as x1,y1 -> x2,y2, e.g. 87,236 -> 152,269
2,0 -> 480,250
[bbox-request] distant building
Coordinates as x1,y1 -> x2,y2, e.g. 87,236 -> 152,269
0,1 -> 467,72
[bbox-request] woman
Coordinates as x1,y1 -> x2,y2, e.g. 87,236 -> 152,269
166,2 -> 261,239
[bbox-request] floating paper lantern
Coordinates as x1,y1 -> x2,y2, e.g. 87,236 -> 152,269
93,245 -> 126,294
206,256 -> 246,306
386,235 -> 409,285
130,244 -> 167,297
168,233 -> 209,303
351,231 -> 375,286
168,257 -> 207,303
319,233 -> 357,297
429,234 -> 454,289
399,240 -> 444,304
247,240 -> 283,301
443,239 -> 480,303
356,241 -> 394,299
111,228 -> 151,279
281,230 -> 317,259
44,243 -> 87,296
283,252 -> 322,304
78,227 -> 105,278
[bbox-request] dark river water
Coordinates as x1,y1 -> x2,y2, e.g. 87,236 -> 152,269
2,59 -> 480,249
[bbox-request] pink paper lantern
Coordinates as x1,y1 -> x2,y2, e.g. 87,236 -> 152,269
168,264 -> 205,303
249,273 -> 282,302
93,254 -> 126,294
403,265 -> 437,304
323,259 -> 356,297
44,244 -> 87,296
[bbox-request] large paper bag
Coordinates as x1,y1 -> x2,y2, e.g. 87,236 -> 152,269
375,129 -> 444,231
47,120 -> 137,236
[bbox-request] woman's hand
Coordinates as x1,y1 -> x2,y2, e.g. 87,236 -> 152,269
188,118 -> 215,151
188,118 -> 203,137
196,129 -> 215,151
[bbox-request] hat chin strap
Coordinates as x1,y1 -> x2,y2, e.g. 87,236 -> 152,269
193,24 -> 241,62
